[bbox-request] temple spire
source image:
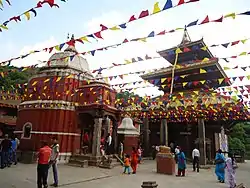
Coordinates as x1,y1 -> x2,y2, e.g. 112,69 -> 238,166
64,33 -> 78,53
179,27 -> 191,46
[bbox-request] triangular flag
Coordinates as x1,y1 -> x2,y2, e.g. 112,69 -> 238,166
80,36 -> 90,42
24,11 -> 31,20
153,2 -> 161,14
200,69 -> 207,73
161,78 -> 167,83
162,0 -> 173,10
175,48 -> 182,54
110,26 -> 120,30
199,16 -> 209,24
224,13 -> 236,19
32,81 -> 38,86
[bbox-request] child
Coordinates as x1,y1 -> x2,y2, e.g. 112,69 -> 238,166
138,146 -> 142,164
123,154 -> 131,174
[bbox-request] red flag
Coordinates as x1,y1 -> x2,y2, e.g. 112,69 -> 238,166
231,41 -> 240,46
128,15 -> 136,22
94,31 -> 103,39
138,10 -> 149,19
177,0 -> 185,5
100,24 -> 108,31
199,16 -> 209,24
212,16 -> 223,22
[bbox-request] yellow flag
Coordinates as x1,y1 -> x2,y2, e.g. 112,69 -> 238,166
218,78 -> 224,84
247,75 -> 250,80
125,60 -> 132,64
199,45 -> 207,51
44,78 -> 50,83
200,69 -> 207,73
110,26 -> 120,30
56,77 -> 62,82
80,93 -> 83,96
162,85 -> 166,88
54,45 -> 60,51
32,81 -> 38,86
239,52 -> 247,56
153,2 -> 161,14
241,39 -> 248,44
0,72 -> 4,78
44,86 -> 47,90
161,78 -> 167,83
0,25 -> 8,30
66,74 -> 73,78
183,82 -> 188,87
80,36 -> 90,42
223,67 -> 230,70
224,13 -> 236,19
202,58 -> 209,62
0,0 -> 3,7
66,90 -> 70,95
175,48 -> 182,54
24,11 -> 31,20
139,38 -> 147,42
200,80 -> 206,84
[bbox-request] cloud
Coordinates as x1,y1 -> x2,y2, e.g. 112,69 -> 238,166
11,37 -> 58,67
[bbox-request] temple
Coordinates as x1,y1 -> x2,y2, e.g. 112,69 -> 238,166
16,35 -> 121,164
135,29 -> 248,164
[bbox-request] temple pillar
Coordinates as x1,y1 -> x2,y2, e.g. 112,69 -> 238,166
112,121 -> 118,153
143,117 -> 150,156
92,118 -> 102,156
198,118 -> 206,165
160,119 -> 168,146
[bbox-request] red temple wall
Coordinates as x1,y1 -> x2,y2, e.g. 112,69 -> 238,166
17,108 -> 80,153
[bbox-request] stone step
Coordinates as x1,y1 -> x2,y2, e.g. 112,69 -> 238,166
68,159 -> 88,168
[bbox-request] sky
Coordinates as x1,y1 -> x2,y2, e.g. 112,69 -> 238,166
0,0 -> 250,98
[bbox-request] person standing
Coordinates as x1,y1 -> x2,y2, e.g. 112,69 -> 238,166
119,142 -> 124,159
123,154 -> 131,174
176,147 -> 186,177
1,134 -> 11,168
215,149 -> 226,183
131,147 -> 138,174
50,137 -> 59,187
37,141 -> 52,188
106,133 -> 112,155
192,147 -> 200,172
11,136 -> 18,165
137,146 -> 142,164
225,152 -> 237,188
175,146 -> 180,163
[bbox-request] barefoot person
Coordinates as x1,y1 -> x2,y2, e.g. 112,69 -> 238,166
37,141 -> 52,188
50,137 -> 59,187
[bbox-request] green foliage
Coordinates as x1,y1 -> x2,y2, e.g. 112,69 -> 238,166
228,122 -> 250,156
0,66 -> 37,91
0,66 -> 37,92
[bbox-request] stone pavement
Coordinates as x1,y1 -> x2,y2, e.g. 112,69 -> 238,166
0,160 -> 249,188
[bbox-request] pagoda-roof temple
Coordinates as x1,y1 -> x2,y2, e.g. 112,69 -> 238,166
141,29 -> 230,93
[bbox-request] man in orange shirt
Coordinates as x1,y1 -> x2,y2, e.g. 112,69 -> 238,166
37,141 -> 52,188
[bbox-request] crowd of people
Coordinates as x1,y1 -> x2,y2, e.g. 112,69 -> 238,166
0,134 -> 19,169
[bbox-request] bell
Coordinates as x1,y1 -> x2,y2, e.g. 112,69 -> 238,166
117,116 -> 139,135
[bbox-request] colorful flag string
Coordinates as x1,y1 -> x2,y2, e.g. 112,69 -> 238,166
0,0 -> 66,32
1,8 -> 250,66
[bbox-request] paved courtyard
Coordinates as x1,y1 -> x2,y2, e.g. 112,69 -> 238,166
0,160 -> 249,188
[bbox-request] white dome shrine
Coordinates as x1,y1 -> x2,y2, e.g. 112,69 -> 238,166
117,117 -> 139,135
48,35 -> 91,74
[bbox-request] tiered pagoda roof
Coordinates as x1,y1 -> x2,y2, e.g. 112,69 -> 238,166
141,29 -> 230,93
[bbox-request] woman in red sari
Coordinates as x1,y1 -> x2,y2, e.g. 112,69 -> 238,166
131,147 -> 138,174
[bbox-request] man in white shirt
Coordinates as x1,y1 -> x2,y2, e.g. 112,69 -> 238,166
106,133 -> 112,155
50,137 -> 59,187
192,147 -> 200,172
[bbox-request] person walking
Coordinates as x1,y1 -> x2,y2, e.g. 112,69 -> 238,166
106,133 -> 112,155
37,141 -> 52,188
192,147 -> 200,172
131,147 -> 138,174
123,154 -> 131,174
50,137 -> 59,187
225,152 -> 237,188
215,149 -> 226,183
